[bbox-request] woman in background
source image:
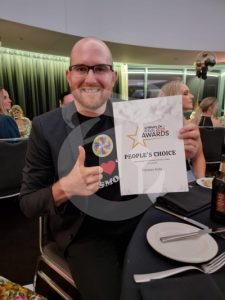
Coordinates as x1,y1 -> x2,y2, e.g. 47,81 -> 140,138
190,97 -> 222,127
11,104 -> 32,138
0,88 -> 20,139
158,80 -> 206,180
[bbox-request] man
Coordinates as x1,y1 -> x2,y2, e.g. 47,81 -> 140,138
20,37 -> 201,300
59,91 -> 74,107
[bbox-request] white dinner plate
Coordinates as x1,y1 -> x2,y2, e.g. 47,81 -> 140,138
146,222 -> 218,263
196,177 -> 213,189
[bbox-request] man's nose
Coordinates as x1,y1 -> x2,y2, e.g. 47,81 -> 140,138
85,69 -> 97,81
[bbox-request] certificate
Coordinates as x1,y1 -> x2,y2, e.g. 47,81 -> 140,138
112,96 -> 188,195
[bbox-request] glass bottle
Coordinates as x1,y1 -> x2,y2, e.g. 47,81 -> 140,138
211,154 -> 225,223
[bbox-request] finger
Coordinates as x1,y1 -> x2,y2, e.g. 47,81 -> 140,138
85,173 -> 103,185
179,123 -> 199,138
77,145 -> 86,167
183,138 -> 197,147
84,165 -> 103,177
180,122 -> 197,132
86,182 -> 100,193
178,129 -> 199,140
184,143 -> 198,159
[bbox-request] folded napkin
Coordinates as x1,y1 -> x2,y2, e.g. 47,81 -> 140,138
155,182 -> 211,216
139,274 -> 225,300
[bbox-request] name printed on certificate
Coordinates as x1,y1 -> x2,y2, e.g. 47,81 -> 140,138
112,96 -> 188,196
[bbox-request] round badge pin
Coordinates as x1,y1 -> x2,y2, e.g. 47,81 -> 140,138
92,134 -> 113,157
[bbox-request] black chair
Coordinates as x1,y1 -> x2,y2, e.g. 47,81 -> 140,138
199,126 -> 225,175
34,216 -> 81,300
0,138 -> 28,199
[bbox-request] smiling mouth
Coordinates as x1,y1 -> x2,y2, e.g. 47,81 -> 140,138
80,87 -> 101,93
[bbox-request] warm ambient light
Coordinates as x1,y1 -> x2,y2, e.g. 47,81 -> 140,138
127,69 -> 219,77
128,70 -> 183,75
0,46 -> 69,62
186,71 -> 219,77
147,70 -> 183,75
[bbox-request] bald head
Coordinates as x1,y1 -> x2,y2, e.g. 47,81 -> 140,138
66,36 -> 118,116
70,37 -> 113,66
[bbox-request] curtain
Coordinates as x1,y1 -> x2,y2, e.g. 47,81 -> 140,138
0,47 -> 69,119
0,47 -> 127,119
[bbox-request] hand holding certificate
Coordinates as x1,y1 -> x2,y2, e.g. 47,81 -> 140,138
113,96 -> 188,196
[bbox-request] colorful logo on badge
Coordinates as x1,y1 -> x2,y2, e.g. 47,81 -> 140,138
92,134 -> 113,157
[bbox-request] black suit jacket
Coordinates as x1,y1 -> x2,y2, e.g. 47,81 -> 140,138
20,101 -> 90,252
20,100 -> 150,253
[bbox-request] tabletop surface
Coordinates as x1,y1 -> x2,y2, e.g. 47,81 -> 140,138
120,190 -> 225,300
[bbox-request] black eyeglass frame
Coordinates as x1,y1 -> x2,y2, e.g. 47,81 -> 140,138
68,64 -> 114,73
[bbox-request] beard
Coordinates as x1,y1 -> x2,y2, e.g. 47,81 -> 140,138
73,87 -> 111,112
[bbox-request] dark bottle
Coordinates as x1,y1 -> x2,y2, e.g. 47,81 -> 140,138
211,154 -> 225,223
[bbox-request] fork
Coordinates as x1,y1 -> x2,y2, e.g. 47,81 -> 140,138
134,252 -> 225,283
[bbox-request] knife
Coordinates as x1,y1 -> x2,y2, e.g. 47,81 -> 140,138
154,205 -> 209,229
154,205 -> 225,241
160,227 -> 225,243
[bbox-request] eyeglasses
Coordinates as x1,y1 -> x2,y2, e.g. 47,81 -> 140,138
69,64 -> 113,76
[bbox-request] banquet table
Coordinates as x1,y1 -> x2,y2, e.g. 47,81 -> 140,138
120,184 -> 225,300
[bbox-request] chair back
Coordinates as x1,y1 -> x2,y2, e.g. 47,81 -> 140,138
0,138 -> 28,198
34,215 -> 80,299
199,127 -> 225,163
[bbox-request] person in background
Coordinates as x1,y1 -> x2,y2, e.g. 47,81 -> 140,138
158,80 -> 206,180
59,91 -> 74,107
190,97 -> 222,127
0,87 -> 20,139
20,37 -> 202,300
11,104 -> 32,138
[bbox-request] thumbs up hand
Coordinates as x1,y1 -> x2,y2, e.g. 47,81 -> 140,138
59,146 -> 103,199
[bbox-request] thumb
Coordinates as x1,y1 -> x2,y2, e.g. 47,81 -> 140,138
77,145 -> 86,167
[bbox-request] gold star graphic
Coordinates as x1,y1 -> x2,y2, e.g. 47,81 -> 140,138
127,126 -> 149,149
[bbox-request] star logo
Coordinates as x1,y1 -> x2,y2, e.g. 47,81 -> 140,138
127,126 -> 149,149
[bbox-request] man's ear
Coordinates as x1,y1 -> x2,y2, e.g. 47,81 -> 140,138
66,69 -> 71,86
112,71 -> 118,86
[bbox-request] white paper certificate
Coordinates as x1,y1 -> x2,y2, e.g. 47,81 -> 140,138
112,96 -> 188,195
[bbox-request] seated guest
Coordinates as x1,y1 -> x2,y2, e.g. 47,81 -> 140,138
0,87 -> 20,139
11,104 -> 32,138
190,97 -> 222,127
158,80 -> 206,179
20,37 -> 203,300
59,91 -> 74,107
